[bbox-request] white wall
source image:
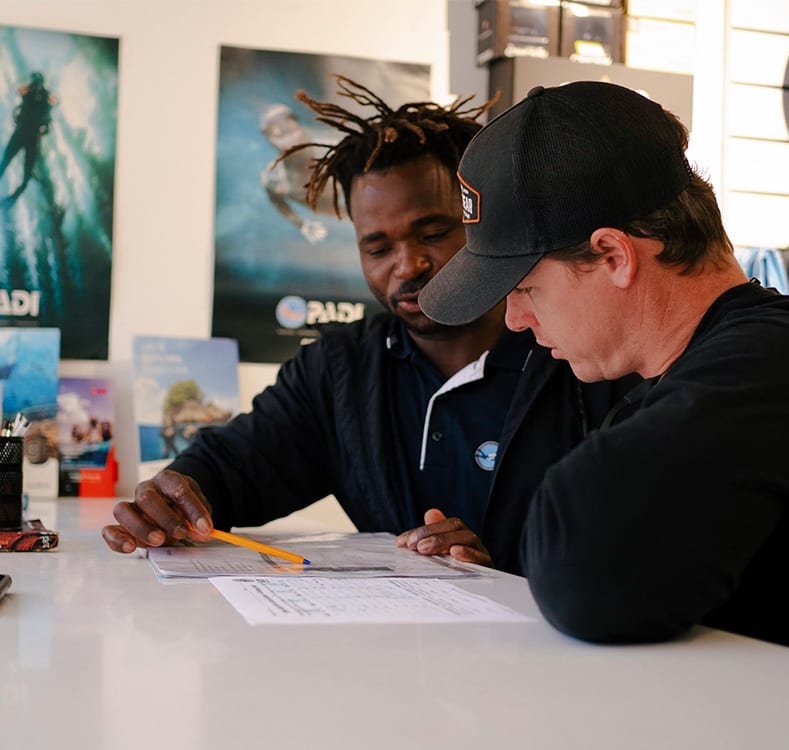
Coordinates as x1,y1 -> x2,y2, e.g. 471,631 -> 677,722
0,0 -> 451,497
720,0 -> 789,249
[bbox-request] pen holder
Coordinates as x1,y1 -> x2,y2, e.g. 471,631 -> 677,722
0,437 -> 23,531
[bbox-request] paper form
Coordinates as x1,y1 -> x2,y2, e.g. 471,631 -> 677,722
209,576 -> 535,625
147,532 -> 487,580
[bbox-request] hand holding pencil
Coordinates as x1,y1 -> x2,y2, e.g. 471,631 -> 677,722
102,469 -> 309,564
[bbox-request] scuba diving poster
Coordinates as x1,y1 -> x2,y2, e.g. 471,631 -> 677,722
212,47 -> 429,363
0,25 -> 118,360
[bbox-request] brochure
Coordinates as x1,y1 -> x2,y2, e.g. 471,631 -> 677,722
57,376 -> 117,496
132,335 -> 240,481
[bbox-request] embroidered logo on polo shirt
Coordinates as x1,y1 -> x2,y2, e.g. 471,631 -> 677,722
458,173 -> 480,224
474,440 -> 498,471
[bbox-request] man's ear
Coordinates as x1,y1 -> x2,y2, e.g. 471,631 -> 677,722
590,227 -> 637,289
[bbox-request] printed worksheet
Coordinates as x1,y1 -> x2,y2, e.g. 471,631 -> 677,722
210,576 -> 535,625
147,532 -> 487,579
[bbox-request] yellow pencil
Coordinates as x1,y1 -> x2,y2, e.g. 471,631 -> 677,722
208,528 -> 310,565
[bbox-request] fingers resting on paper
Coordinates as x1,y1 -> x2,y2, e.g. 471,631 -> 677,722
396,508 -> 493,567
101,470 -> 214,554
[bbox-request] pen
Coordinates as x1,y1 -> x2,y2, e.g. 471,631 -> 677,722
11,413 -> 30,437
200,526 -> 310,565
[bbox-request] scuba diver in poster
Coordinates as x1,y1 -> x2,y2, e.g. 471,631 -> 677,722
0,72 -> 58,206
259,103 -> 340,244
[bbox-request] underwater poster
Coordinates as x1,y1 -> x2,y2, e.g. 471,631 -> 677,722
212,47 -> 429,363
0,25 -> 118,359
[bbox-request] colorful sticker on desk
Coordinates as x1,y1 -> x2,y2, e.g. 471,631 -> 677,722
0,519 -> 59,551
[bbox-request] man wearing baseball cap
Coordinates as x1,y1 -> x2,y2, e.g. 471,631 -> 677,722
420,81 -> 789,646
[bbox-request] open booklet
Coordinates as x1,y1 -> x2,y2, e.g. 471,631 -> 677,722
147,531 -> 489,580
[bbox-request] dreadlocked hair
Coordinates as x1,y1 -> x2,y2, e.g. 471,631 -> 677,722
272,74 -> 498,219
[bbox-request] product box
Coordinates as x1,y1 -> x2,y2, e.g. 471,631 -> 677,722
477,0 -> 561,65
487,55 -> 694,126
560,2 -> 623,64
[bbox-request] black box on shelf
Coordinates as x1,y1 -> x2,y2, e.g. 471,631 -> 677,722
476,0 -> 561,65
560,1 -> 624,64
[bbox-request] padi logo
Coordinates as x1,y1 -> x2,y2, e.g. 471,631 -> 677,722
275,295 -> 365,329
275,295 -> 308,329
474,440 -> 498,471
0,289 -> 40,317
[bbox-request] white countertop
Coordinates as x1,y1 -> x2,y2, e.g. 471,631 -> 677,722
1,498 -> 787,749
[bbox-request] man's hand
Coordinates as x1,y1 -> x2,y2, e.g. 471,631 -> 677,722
101,471 -> 214,554
396,508 -> 493,567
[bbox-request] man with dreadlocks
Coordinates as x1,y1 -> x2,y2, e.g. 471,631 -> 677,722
102,77 -> 636,572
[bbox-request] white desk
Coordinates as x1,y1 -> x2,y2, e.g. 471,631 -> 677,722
1,499 -> 788,750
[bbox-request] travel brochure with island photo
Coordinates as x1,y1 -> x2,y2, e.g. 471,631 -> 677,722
132,335 -> 240,481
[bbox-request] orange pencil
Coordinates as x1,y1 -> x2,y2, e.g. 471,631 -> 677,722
186,522 -> 310,565
206,528 -> 310,565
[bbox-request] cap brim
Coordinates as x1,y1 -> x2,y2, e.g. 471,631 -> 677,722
419,244 -> 542,326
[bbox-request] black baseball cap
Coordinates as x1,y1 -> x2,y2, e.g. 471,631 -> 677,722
419,81 -> 693,326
